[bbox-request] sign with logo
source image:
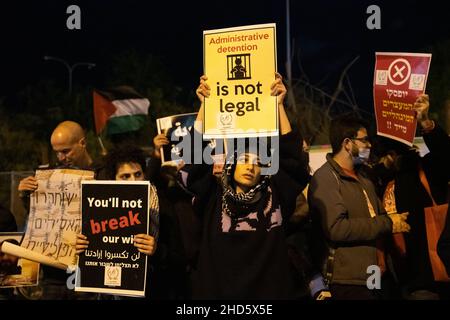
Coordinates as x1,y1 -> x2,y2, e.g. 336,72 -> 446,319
373,52 -> 432,145
157,112 -> 197,166
203,23 -> 278,138
75,181 -> 150,297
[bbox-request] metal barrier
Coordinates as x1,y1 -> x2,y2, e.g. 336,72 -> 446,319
0,171 -> 34,232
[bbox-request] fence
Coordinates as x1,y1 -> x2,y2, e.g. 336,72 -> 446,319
0,138 -> 429,232
0,171 -> 33,232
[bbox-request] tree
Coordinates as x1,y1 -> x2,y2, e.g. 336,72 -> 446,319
287,56 -> 365,145
99,49 -> 194,148
0,111 -> 45,171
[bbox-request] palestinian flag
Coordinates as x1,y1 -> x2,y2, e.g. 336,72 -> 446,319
93,86 -> 150,135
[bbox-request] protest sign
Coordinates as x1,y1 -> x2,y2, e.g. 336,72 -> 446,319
156,112 -> 197,166
203,23 -> 278,138
157,112 -> 228,167
6,169 -> 95,270
0,232 -> 40,288
75,181 -> 150,297
373,52 -> 432,145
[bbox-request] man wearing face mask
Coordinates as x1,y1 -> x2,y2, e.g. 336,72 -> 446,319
308,115 -> 410,300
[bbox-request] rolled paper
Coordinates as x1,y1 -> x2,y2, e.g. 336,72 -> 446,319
1,242 -> 68,271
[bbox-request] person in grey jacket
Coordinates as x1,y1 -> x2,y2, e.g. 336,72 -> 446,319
308,115 -> 410,300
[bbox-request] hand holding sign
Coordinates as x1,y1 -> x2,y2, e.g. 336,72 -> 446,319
134,234 -> 156,256
75,233 -> 89,255
153,133 -> 169,159
196,75 -> 211,103
413,94 -> 430,121
270,72 -> 287,106
18,176 -> 38,193
413,94 -> 435,132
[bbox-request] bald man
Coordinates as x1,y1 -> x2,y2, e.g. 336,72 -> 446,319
51,121 -> 93,168
17,121 -> 101,300
18,121 -> 94,194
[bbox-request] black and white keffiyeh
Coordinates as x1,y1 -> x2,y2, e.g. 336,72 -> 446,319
220,157 -> 271,219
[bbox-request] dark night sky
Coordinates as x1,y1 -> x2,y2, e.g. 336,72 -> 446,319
0,0 -> 449,115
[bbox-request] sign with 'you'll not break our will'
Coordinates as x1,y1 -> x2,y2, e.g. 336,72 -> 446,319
76,181 -> 151,297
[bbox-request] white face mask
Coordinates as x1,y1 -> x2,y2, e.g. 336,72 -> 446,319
352,147 -> 370,165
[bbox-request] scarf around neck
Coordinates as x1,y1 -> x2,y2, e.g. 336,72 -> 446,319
220,160 -> 270,219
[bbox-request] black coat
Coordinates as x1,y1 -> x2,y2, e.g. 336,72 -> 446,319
393,125 -> 450,289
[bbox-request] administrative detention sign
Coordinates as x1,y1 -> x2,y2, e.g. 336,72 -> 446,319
203,23 -> 278,138
373,52 -> 432,145
76,181 -> 150,297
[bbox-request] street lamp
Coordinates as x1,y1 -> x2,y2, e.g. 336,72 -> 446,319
43,55 -> 96,95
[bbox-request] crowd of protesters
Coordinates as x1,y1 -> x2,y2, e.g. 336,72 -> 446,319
0,73 -> 449,301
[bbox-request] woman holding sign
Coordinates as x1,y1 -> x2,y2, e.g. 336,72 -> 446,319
179,73 -> 310,299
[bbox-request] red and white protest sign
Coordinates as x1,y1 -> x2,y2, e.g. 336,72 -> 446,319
373,52 -> 431,146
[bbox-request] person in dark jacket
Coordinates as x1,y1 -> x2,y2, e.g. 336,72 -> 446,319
76,145 -> 159,300
146,134 -> 199,299
370,94 -> 450,299
308,115 -> 410,300
179,73 -> 309,299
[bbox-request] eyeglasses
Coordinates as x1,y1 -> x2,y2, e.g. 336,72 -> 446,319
351,136 -> 371,144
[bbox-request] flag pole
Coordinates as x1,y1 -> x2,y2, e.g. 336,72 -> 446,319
97,135 -> 108,156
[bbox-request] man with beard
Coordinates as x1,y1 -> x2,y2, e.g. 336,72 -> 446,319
308,115 -> 411,300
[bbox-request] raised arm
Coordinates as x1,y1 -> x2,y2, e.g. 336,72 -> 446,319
415,93 -> 450,153
271,73 -> 291,135
414,93 -> 434,132
194,75 -> 210,132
